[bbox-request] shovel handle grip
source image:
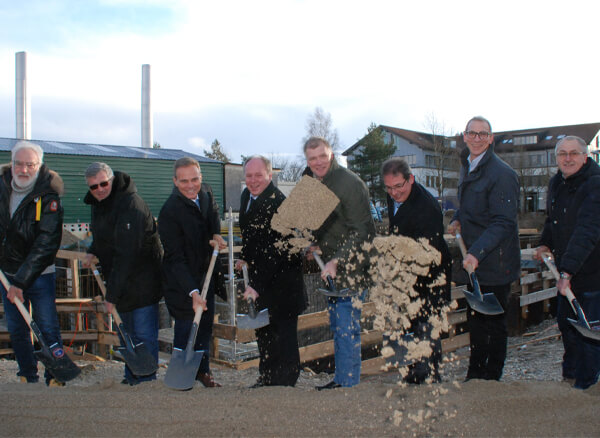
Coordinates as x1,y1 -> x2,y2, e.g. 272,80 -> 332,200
540,253 -> 579,311
242,264 -> 249,288
455,233 -> 475,275
312,251 -> 327,271
90,263 -> 124,326
0,269 -> 34,326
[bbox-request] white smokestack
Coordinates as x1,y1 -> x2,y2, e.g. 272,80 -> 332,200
141,64 -> 152,148
15,51 -> 31,140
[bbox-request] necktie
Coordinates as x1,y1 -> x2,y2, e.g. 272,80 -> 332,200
246,196 -> 253,212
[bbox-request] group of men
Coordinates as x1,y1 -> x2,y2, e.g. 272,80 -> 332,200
1,113 -> 598,390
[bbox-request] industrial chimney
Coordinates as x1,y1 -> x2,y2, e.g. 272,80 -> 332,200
15,51 -> 31,140
141,64 -> 152,148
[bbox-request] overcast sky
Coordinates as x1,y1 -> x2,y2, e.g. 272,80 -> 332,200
1,0 -> 598,163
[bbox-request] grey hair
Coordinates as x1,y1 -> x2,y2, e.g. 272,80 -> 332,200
85,162 -> 114,179
303,136 -> 332,154
381,157 -> 412,180
465,116 -> 492,133
173,157 -> 201,177
243,155 -> 273,174
12,140 -> 44,163
555,135 -> 588,155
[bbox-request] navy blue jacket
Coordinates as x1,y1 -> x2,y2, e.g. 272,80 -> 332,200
454,145 -> 521,285
540,159 -> 600,295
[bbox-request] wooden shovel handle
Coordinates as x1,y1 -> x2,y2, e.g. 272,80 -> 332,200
0,269 -> 33,326
455,233 -> 475,275
311,251 -> 327,272
540,253 -> 579,306
90,263 -> 124,326
193,244 -> 220,325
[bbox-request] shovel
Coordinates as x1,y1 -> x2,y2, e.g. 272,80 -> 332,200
91,263 -> 158,377
455,233 -> 504,315
164,243 -> 219,390
0,269 -> 81,383
541,253 -> 600,341
236,264 -> 270,330
311,251 -> 357,298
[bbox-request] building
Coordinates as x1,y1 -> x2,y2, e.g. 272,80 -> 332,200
344,122 -> 600,212
0,137 -> 224,230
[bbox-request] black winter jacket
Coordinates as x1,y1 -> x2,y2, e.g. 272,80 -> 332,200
454,145 -> 521,285
239,182 -> 306,319
540,159 -> 600,295
158,184 -> 221,320
387,181 -> 452,310
84,171 -> 163,313
0,164 -> 64,290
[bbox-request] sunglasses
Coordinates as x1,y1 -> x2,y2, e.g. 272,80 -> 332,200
89,180 -> 111,191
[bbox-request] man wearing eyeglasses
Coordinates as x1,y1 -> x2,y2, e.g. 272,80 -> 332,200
381,157 -> 451,384
447,116 -> 520,381
534,136 -> 600,390
0,140 -> 65,386
83,162 -> 163,385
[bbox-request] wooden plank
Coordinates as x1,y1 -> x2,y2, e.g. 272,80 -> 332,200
520,287 -> 557,306
56,249 -> 92,261
361,356 -> 386,375
0,348 -> 14,355
299,330 -> 382,363
442,332 -> 470,353
447,309 -> 467,326
520,272 -> 541,285
298,310 -> 329,331
98,332 -> 120,345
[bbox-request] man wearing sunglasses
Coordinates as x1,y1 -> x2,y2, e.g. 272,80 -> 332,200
83,162 -> 163,385
0,141 -> 65,386
447,116 -> 520,382
381,157 -> 451,384
534,136 -> 600,390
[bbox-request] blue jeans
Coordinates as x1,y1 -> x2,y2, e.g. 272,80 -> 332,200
327,290 -> 366,387
119,303 -> 159,383
557,290 -> 600,389
0,273 -> 62,383
172,290 -> 215,375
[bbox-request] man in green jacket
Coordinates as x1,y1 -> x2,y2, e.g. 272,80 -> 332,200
303,137 -> 375,390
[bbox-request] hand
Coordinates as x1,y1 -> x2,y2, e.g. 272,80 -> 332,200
556,278 -> 570,297
243,285 -> 259,301
191,291 -> 208,312
322,259 -> 338,281
463,254 -> 479,272
213,234 -> 227,251
447,220 -> 461,236
305,245 -> 321,261
7,285 -> 24,304
234,259 -> 247,271
533,245 -> 551,261
104,301 -> 115,315
82,253 -> 96,269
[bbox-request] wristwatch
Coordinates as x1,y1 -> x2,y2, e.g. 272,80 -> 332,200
560,272 -> 572,280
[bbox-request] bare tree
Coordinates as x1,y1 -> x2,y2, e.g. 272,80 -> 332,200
422,112 -> 459,205
302,107 -> 341,153
270,154 -> 306,182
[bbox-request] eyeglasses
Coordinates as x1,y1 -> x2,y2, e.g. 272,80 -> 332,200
89,181 -> 111,191
556,151 -> 585,159
13,160 -> 39,170
384,179 -> 408,192
464,131 -> 491,140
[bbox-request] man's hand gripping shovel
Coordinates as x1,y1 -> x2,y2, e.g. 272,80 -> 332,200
236,264 -> 270,330
309,248 -> 358,298
164,241 -> 219,390
541,252 -> 600,341
0,269 -> 81,383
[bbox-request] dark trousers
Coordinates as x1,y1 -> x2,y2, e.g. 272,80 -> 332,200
466,283 -> 510,381
256,315 -> 300,386
172,290 -> 215,375
557,290 -> 600,389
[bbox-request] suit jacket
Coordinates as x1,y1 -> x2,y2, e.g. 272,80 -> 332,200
239,182 -> 306,319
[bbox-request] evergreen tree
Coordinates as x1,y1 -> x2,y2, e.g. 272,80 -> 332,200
204,139 -> 231,162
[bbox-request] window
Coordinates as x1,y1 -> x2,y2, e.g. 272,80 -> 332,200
399,155 -> 416,165
514,135 -> 538,146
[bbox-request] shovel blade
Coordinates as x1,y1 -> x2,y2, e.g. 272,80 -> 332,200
462,289 -> 504,315
237,309 -> 270,330
317,287 -> 359,298
164,347 -> 206,390
116,342 -> 158,377
35,344 -> 81,383
569,318 -> 600,341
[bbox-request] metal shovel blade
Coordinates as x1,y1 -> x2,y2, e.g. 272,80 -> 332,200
462,272 -> 504,315
115,342 -> 158,377
237,308 -> 270,330
317,287 -> 359,298
569,318 -> 600,341
116,323 -> 158,377
164,347 -> 206,390
30,321 -> 81,383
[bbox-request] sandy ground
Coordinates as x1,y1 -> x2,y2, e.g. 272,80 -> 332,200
0,321 -> 598,437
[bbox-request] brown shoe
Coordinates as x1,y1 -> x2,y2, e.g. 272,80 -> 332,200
196,373 -> 222,388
